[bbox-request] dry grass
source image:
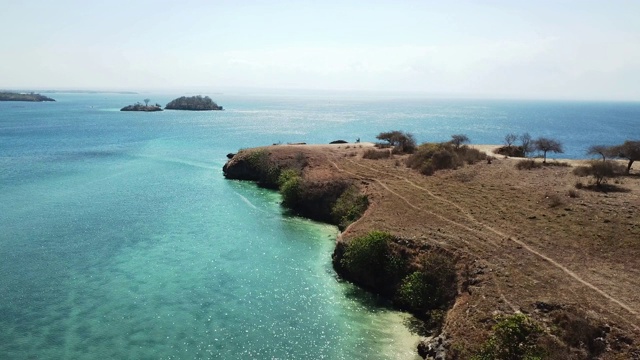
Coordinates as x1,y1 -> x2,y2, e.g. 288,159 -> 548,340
232,144 -> 640,359
362,149 -> 392,160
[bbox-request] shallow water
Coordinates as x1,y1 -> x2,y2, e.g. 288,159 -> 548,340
0,93 -> 425,359
1,92 -> 638,359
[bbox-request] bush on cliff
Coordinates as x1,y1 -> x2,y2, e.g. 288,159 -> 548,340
340,231 -> 391,277
472,313 -> 544,360
278,169 -> 302,208
337,230 -> 458,328
331,185 -> 369,230
246,150 -> 281,188
406,142 -> 486,175
396,252 -> 457,313
339,231 -> 406,291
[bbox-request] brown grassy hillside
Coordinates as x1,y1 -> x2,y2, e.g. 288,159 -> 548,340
226,143 -> 640,359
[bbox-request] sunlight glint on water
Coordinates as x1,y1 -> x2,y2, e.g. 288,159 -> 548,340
1,92 -> 639,359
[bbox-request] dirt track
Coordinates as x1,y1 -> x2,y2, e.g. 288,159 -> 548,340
253,143 -> 640,357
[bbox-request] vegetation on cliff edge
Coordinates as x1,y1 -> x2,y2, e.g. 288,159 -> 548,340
336,230 -> 457,323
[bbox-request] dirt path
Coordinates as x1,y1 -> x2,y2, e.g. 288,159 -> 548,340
333,156 -> 640,326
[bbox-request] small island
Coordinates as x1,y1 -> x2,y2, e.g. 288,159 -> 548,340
0,91 -> 55,102
165,95 -> 223,111
120,99 -> 162,112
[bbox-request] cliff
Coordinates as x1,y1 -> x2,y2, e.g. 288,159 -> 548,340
0,92 -> 55,102
223,143 -> 640,359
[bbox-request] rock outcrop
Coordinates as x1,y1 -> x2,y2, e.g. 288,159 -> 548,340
120,103 -> 162,112
165,95 -> 223,111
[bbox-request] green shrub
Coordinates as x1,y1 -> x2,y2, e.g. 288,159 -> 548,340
406,142 -> 486,175
331,185 -> 369,229
459,146 -> 488,165
419,163 -> 435,176
573,160 -> 626,186
247,150 -> 281,187
472,314 -> 544,360
278,169 -> 301,207
376,130 -> 416,154
396,252 -> 457,313
341,231 -> 393,276
406,143 -> 442,169
432,149 -> 460,170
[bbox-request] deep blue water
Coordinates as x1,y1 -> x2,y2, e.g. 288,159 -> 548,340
1,92 -> 639,359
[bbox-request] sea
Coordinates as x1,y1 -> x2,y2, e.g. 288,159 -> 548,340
1,91 -> 639,359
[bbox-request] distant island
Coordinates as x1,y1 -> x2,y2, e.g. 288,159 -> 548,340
43,90 -> 137,94
165,95 -> 223,111
121,99 -> 162,112
0,92 -> 55,102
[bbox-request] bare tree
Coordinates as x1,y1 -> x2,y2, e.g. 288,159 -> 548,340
611,140 -> 640,174
520,133 -> 532,157
375,130 -> 416,153
504,133 -> 517,147
534,137 -> 563,163
586,145 -> 612,162
450,134 -> 470,149
144,98 -> 150,106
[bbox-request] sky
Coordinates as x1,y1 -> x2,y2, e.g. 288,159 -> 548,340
1,0 -> 639,100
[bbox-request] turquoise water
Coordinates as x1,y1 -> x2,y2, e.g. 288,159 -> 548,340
1,92 -> 639,359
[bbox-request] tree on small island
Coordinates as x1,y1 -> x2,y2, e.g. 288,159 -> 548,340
165,95 -> 223,111
120,99 -> 162,112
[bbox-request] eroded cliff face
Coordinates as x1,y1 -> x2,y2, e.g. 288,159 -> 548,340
223,154 -> 262,182
223,147 -> 360,226
223,149 -> 281,189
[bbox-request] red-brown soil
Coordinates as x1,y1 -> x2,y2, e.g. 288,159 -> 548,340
230,143 -> 640,359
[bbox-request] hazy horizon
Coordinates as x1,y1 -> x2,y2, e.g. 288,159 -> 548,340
2,1 -> 639,101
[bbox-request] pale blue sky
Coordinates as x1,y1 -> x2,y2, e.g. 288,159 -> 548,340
2,0 -> 639,100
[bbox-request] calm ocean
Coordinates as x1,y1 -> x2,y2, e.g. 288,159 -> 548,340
1,92 -> 639,359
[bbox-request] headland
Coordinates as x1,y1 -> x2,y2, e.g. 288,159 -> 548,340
223,142 -> 640,359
